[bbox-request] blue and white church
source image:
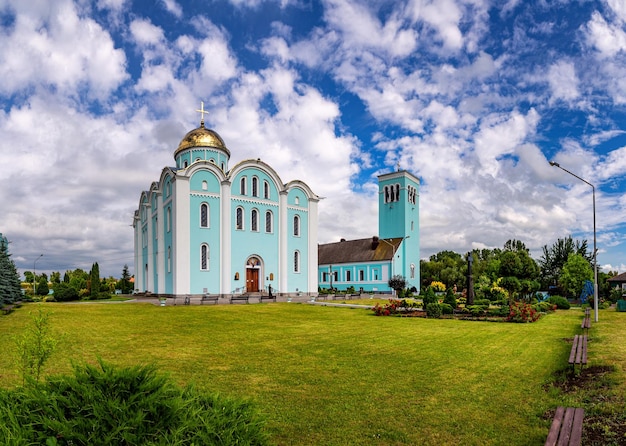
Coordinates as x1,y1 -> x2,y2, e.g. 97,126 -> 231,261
133,109 -> 320,297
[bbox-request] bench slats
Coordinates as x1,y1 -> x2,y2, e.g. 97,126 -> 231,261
581,335 -> 587,365
545,406 -> 565,446
545,407 -> 584,446
568,336 -> 579,364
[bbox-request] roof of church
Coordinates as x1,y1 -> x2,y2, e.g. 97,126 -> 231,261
174,122 -> 230,158
318,237 -> 403,265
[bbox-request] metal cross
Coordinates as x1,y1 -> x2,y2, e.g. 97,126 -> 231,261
196,101 -> 209,126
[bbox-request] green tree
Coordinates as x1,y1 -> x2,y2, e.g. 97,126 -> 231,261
14,309 -> 57,384
36,277 -> 49,296
50,271 -> 61,284
388,275 -> 407,295
118,264 -> 133,294
89,263 -> 100,298
0,235 -> 22,305
539,236 -> 590,290
560,253 -> 593,299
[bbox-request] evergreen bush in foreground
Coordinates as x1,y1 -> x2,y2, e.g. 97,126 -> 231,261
0,360 -> 269,446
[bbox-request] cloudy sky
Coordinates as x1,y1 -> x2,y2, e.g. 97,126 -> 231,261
1,0 -> 625,279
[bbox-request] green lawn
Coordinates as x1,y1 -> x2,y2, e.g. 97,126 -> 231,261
0,302 -> 621,445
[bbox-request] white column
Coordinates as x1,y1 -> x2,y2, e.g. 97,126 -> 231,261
133,214 -> 141,292
172,176 -> 190,295
145,203 -> 154,292
156,192 -> 165,293
220,180 -> 232,295
279,190 -> 288,293
308,199 -> 319,293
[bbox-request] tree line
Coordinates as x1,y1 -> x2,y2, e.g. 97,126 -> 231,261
420,237 -> 621,303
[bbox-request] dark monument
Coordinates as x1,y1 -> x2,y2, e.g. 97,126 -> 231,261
466,252 -> 475,306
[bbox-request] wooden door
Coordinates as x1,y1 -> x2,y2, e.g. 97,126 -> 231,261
246,268 -> 259,292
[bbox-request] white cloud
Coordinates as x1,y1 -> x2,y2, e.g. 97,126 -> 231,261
585,11 -> 626,58
407,0 -> 463,50
547,60 -> 579,103
0,0 -> 127,99
162,0 -> 183,18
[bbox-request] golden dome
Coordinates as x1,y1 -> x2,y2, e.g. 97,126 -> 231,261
174,123 -> 230,157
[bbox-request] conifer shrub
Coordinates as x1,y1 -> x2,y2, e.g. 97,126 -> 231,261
421,287 -> 437,307
443,288 -> 457,309
0,360 -> 269,445
425,302 -> 442,318
439,303 -> 454,315
547,295 -> 570,309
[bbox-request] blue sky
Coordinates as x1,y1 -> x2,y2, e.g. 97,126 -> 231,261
1,0 -> 625,278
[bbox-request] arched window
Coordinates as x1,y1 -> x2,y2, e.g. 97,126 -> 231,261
240,177 -> 247,195
200,203 -> 209,228
251,209 -> 259,232
183,160 -> 188,168
294,250 -> 300,273
410,263 -> 416,279
167,247 -> 171,273
252,177 -> 258,197
265,211 -> 273,233
263,181 -> 270,199
395,184 -> 400,201
202,180 -> 208,191
293,215 -> 300,237
236,207 -> 244,230
201,244 -> 209,270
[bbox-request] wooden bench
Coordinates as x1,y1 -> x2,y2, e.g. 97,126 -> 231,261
260,295 -> 276,303
230,295 -> 249,304
581,308 -> 591,333
2,305 -> 14,315
545,406 -> 584,446
568,334 -> 588,370
201,294 -> 219,305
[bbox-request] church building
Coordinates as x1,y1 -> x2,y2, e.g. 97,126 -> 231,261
133,109 -> 320,297
317,170 -> 420,293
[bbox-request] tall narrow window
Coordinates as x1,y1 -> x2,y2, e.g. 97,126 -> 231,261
265,211 -> 273,233
154,217 -> 158,239
252,177 -> 258,197
396,184 -> 400,201
240,177 -> 246,195
263,181 -> 270,199
293,215 -> 300,237
294,250 -> 300,273
167,208 -> 171,232
200,203 -> 209,228
359,270 -> 364,281
236,207 -> 244,230
167,247 -> 171,273
251,209 -> 259,232
410,263 -> 416,279
201,244 -> 209,270
346,270 -> 351,281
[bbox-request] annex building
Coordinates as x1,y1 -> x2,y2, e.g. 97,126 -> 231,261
133,109 -> 420,298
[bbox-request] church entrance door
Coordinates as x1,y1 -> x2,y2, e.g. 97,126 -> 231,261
246,268 -> 259,292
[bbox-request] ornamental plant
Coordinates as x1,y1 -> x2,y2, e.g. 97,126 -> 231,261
430,281 -> 446,292
507,301 -> 540,323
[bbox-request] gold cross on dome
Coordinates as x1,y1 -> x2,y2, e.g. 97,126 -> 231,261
196,101 -> 209,126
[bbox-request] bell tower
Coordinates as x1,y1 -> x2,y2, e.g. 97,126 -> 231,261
378,170 -> 420,289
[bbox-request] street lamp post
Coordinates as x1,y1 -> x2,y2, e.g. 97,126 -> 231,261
33,254 -> 43,296
549,161 -> 598,322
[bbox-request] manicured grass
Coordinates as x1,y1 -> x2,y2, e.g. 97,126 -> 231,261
0,302 -> 617,445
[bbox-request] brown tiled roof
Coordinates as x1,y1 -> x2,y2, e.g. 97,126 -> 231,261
608,272 -> 626,283
318,237 -> 402,265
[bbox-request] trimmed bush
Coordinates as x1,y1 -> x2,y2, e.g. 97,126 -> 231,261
439,303 -> 454,315
425,302 -> 442,318
547,295 -> 570,310
0,360 -> 269,445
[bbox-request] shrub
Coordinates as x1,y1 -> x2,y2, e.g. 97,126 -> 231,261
465,305 -> 486,317
487,307 -> 509,317
0,360 -> 269,445
425,303 -> 442,318
547,295 -> 570,310
439,303 -> 453,315
534,301 -> 556,313
430,281 -> 446,292
507,302 -> 540,323
473,299 -> 491,307
52,283 -> 79,302
421,287 -> 437,307
443,288 -> 457,309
